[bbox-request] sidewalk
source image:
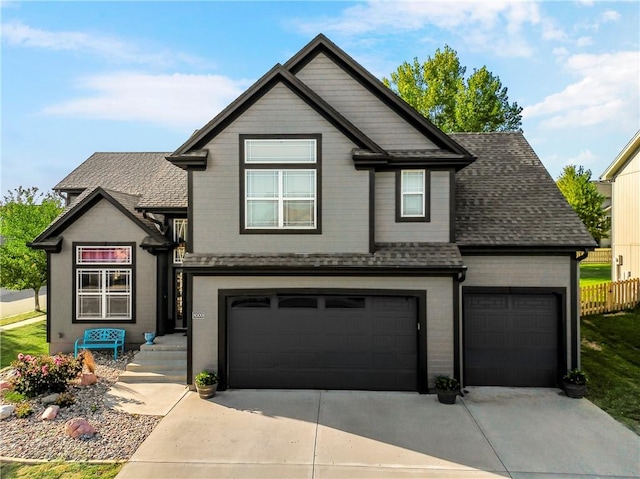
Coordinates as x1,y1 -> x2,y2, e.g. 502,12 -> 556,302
0,315 -> 46,332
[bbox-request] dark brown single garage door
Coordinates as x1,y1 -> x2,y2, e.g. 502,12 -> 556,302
228,295 -> 417,391
464,291 -> 560,387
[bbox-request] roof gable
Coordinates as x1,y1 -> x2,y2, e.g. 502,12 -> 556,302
600,130 -> 640,180
285,34 -> 472,157
30,187 -> 169,247
171,64 -> 384,157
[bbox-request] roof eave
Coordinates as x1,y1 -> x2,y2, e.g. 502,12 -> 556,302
600,130 -> 640,180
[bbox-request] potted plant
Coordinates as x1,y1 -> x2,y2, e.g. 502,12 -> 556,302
435,375 -> 460,404
194,370 -> 219,399
563,368 -> 587,398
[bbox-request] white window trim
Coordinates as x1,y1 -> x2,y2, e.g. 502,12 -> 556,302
173,218 -> 187,264
76,269 -> 131,320
76,246 -> 132,265
401,170 -> 426,218
245,139 -> 317,164
245,169 -> 317,229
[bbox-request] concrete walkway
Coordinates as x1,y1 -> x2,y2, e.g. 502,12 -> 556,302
0,315 -> 46,331
116,388 -> 640,479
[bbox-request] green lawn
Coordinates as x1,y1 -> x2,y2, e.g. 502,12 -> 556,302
581,306 -> 640,434
0,461 -> 123,479
0,311 -> 46,327
0,321 -> 48,368
580,263 -> 611,286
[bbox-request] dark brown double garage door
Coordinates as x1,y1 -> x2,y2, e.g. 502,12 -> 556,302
228,295 -> 418,391
464,290 -> 562,387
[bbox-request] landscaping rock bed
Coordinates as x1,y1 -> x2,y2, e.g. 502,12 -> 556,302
0,352 -> 161,460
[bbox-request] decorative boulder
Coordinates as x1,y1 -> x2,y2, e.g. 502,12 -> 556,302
65,417 -> 96,438
0,405 -> 16,420
80,373 -> 97,386
42,393 -> 60,405
0,380 -> 12,391
41,405 -> 60,420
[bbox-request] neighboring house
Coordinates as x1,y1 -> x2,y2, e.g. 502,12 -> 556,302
592,180 -> 612,248
30,35 -> 595,392
600,130 -> 640,281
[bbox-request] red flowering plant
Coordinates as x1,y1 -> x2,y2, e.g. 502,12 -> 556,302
10,353 -> 83,397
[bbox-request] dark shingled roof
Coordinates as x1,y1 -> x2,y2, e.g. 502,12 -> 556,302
451,132 -> 596,248
182,243 -> 463,270
54,152 -> 186,209
31,186 -> 170,246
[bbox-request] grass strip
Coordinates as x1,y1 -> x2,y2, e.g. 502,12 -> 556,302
579,263 -> 612,286
581,307 -> 640,434
0,461 -> 123,479
0,321 -> 48,368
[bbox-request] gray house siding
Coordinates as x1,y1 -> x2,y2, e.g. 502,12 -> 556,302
193,83 -> 370,254
461,255 -> 573,371
295,53 -> 437,150
375,170 -> 451,243
48,199 -> 157,353
191,275 -> 454,388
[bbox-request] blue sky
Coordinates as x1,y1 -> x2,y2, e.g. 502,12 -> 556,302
2,1 -> 639,196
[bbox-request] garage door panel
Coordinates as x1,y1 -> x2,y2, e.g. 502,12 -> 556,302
229,295 -> 417,391
464,291 -> 560,387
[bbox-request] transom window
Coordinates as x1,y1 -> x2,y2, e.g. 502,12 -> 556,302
242,137 -> 320,231
401,170 -> 425,217
74,244 -> 134,322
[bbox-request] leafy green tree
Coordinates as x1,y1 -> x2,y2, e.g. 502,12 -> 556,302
556,166 -> 610,243
0,187 -> 64,311
383,45 -> 523,132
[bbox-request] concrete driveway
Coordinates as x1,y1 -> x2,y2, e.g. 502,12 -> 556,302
116,387 -> 639,479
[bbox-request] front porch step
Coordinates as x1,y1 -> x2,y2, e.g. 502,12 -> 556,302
118,333 -> 187,384
118,371 -> 187,384
126,358 -> 186,373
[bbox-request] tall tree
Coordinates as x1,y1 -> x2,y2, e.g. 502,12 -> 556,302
0,187 -> 64,311
383,45 -> 523,133
556,165 -> 610,243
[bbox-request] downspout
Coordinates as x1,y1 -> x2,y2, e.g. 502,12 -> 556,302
454,265 -> 467,390
576,249 -> 589,262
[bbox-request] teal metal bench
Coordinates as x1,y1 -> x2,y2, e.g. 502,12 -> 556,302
74,328 -> 126,359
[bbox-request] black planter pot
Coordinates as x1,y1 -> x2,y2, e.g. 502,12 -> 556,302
436,389 -> 459,404
563,381 -> 587,399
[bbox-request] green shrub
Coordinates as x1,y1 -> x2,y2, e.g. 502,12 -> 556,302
55,391 -> 76,408
15,402 -> 33,418
11,353 -> 83,398
3,390 -> 26,403
435,375 -> 460,391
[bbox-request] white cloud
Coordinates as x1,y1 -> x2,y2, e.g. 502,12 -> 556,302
576,36 -> 593,47
290,1 -> 546,57
42,72 -> 253,129
0,21 -> 208,68
601,10 -> 621,22
564,149 -> 598,168
523,51 -> 640,130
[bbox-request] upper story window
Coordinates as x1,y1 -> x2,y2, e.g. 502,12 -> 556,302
241,136 -> 321,233
173,218 -> 187,264
74,244 -> 134,322
397,169 -> 430,223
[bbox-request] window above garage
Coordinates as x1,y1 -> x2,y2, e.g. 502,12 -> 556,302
240,135 -> 321,234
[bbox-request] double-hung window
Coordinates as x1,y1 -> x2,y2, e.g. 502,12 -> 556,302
397,169 -> 430,222
242,136 -> 320,232
75,244 -> 134,321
